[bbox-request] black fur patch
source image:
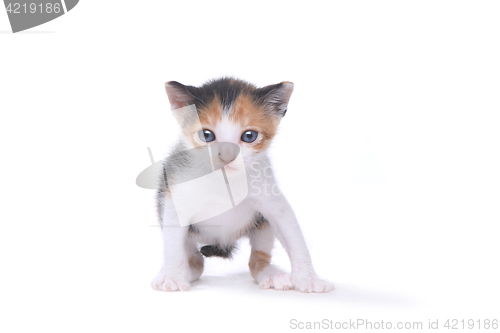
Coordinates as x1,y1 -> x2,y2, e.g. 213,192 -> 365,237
252,212 -> 267,229
200,244 -> 236,259
188,224 -> 199,234
168,77 -> 290,117
169,77 -> 255,115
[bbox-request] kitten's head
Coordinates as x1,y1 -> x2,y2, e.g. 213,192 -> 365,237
165,77 -> 293,168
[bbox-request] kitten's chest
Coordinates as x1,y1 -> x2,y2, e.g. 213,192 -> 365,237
190,198 -> 257,245
168,161 -> 249,228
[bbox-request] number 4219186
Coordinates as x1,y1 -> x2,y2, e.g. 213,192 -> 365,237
6,2 -> 62,14
444,319 -> 498,330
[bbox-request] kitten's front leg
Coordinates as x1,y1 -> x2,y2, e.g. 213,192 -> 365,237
257,195 -> 335,293
151,203 -> 191,292
248,222 -> 292,291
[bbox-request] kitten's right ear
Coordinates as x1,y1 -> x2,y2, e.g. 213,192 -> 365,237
165,81 -> 197,110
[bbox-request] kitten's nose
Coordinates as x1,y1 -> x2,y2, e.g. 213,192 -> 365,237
218,142 -> 239,164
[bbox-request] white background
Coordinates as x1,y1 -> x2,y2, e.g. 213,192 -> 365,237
1,1 -> 499,332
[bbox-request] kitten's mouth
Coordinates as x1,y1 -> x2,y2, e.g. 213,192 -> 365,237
223,161 -> 241,171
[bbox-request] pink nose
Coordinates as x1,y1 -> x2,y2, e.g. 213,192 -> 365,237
218,142 -> 239,163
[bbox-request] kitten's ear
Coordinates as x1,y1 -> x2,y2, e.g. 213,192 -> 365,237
165,81 -> 198,110
255,81 -> 294,117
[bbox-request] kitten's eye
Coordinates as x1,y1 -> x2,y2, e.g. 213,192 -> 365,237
241,130 -> 258,143
198,129 -> 216,142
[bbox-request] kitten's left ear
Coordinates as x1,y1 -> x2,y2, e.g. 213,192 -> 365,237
255,81 -> 294,117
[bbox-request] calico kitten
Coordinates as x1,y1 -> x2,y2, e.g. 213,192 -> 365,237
151,77 -> 334,293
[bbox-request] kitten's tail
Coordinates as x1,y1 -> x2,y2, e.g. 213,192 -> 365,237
200,244 -> 236,259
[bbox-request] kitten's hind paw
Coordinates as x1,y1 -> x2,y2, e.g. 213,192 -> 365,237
151,272 -> 190,292
292,275 -> 335,293
256,266 -> 293,291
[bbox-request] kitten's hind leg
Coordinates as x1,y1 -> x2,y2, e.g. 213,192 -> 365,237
248,221 -> 292,291
186,236 -> 204,282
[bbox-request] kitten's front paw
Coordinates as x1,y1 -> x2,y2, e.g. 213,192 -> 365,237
256,266 -> 292,291
151,272 -> 190,292
292,275 -> 335,293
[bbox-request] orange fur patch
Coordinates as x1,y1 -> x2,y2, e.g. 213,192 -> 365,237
248,250 -> 271,279
182,96 -> 223,148
188,253 -> 204,276
198,95 -> 223,129
229,94 -> 280,152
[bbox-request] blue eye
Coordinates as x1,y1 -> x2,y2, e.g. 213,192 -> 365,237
199,129 -> 215,142
241,130 -> 258,143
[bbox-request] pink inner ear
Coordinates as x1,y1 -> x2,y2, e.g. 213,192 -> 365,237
165,82 -> 192,110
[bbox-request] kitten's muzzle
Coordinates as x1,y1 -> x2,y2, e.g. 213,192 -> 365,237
217,142 -> 239,164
